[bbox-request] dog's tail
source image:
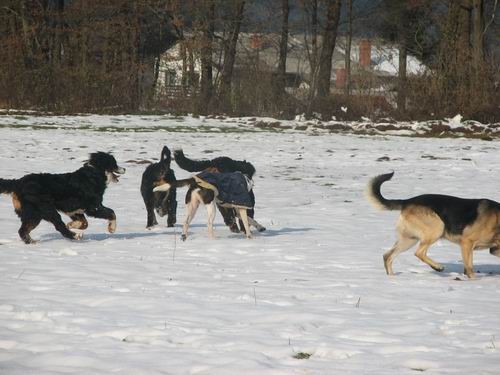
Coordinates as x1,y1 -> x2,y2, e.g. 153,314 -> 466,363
0,178 -> 17,195
153,178 -> 195,192
160,146 -> 172,167
173,149 -> 211,172
365,172 -> 404,211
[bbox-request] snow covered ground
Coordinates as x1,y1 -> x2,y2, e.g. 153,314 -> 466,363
1,114 -> 500,374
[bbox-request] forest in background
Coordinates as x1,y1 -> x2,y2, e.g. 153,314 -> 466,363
0,0 -> 498,122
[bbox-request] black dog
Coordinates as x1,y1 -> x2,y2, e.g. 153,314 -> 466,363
0,152 -> 125,243
140,146 -> 177,229
173,149 -> 264,233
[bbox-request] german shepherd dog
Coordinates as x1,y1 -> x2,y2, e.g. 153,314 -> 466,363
173,149 -> 264,233
153,174 -> 264,241
0,152 -> 125,244
140,146 -> 177,229
366,172 -> 500,278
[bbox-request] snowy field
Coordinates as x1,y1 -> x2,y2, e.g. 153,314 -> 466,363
1,114 -> 500,374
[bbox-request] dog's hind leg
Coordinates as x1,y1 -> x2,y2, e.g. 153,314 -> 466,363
182,196 -> 200,241
383,235 -> 418,275
18,216 -> 42,244
395,207 -> 444,273
42,207 -> 82,241
206,201 -> 216,239
414,239 -> 443,272
412,220 -> 444,272
237,208 -> 252,239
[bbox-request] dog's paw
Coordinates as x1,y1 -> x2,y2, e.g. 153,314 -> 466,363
108,220 -> 116,233
73,232 -> 83,241
181,234 -> 187,242
464,269 -> 476,279
67,221 -> 77,229
432,264 -> 444,272
229,224 -> 240,233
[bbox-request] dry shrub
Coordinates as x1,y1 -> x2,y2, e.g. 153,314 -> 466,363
406,61 -> 499,123
309,94 -> 393,121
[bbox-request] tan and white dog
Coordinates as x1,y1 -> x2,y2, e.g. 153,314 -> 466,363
366,172 -> 500,278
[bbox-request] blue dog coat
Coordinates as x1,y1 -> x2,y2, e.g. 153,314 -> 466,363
195,171 -> 253,209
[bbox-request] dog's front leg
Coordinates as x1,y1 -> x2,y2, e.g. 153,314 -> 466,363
460,239 -> 475,278
145,194 -> 158,229
218,206 -> 240,233
237,208 -> 252,239
87,205 -> 117,233
248,217 -> 266,232
166,189 -> 177,227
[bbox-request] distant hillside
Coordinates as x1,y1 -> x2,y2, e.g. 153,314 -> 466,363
246,0 -> 383,36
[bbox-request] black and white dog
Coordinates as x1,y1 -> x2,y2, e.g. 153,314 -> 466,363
0,152 -> 125,243
173,149 -> 264,233
140,146 -> 177,229
153,171 -> 265,241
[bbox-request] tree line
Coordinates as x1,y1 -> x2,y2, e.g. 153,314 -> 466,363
0,0 -> 498,122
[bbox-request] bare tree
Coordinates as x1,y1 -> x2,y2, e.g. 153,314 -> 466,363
316,0 -> 341,98
344,0 -> 353,95
199,0 -> 216,114
275,0 -> 290,99
438,0 -> 473,103
472,0 -> 484,64
218,0 -> 246,111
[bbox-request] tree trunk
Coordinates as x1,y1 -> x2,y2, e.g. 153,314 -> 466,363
397,5 -> 409,113
304,0 -> 320,117
397,39 -> 407,113
472,0 -> 484,64
152,53 -> 161,92
55,0 -> 64,64
199,0 -> 215,114
275,0 -> 289,100
439,1 -> 473,95
311,0 -> 318,71
316,0 -> 341,98
344,0 -> 352,95
187,39 -> 196,89
218,0 -> 245,110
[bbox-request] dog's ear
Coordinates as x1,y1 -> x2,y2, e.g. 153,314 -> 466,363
161,146 -> 171,161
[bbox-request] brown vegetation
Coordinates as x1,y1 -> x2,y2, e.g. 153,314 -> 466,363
0,0 -> 498,122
